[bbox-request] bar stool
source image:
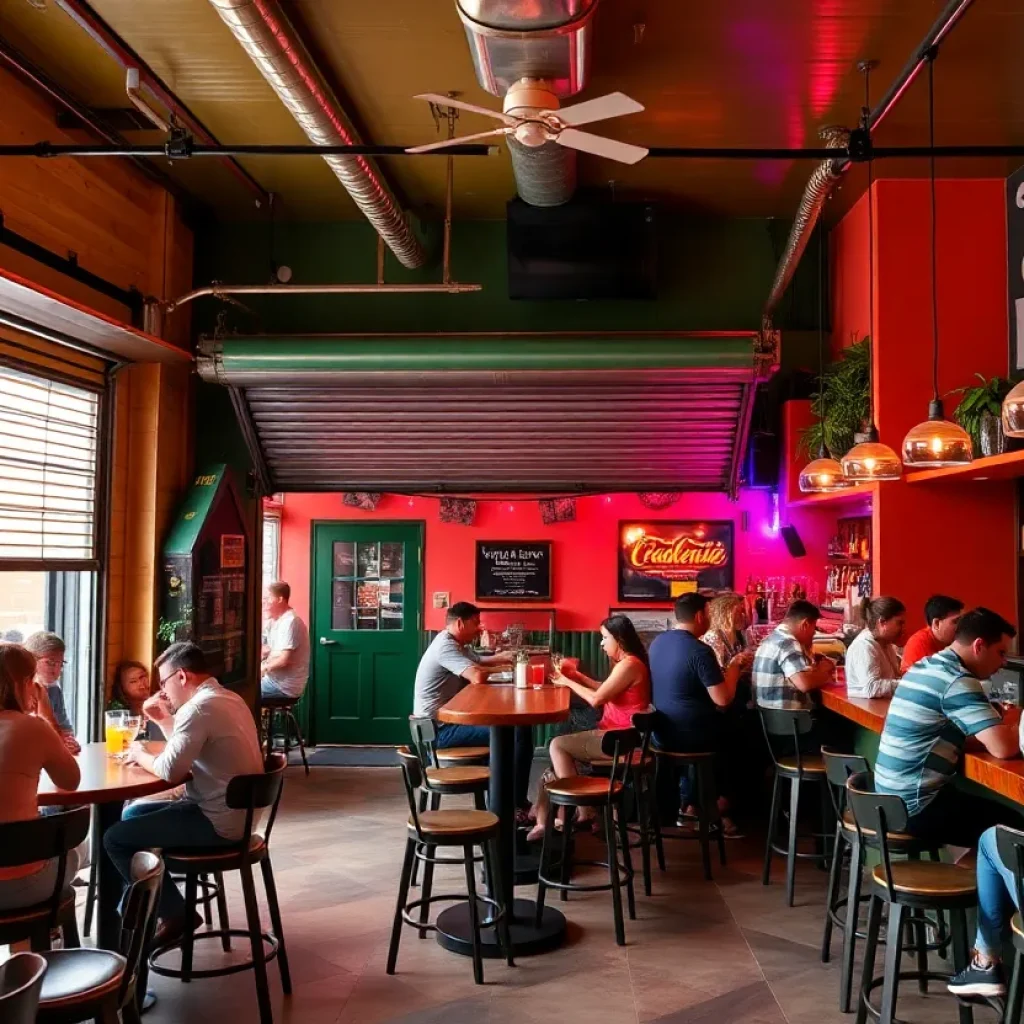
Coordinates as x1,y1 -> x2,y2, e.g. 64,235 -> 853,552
759,707 -> 830,907
260,696 -> 309,775
994,825 -> 1024,1021
388,751 -> 513,985
149,754 -> 291,1024
535,728 -> 638,946
848,772 -> 975,1024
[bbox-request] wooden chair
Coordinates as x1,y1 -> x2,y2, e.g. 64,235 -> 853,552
535,727 -> 639,947
847,772 -> 975,1024
0,952 -> 47,1024
149,753 -> 291,1024
388,750 -> 512,985
0,804 -> 89,951
35,850 -> 163,1024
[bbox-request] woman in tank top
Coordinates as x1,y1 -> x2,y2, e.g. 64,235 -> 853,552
526,615 -> 651,841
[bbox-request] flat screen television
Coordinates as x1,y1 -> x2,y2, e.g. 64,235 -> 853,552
506,197 -> 657,300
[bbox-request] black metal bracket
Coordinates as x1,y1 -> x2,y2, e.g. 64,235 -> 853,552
847,126 -> 873,163
164,127 -> 194,160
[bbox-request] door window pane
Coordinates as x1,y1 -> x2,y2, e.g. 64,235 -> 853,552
380,542 -> 404,578
332,580 -> 354,630
333,541 -> 355,576
357,542 -> 380,578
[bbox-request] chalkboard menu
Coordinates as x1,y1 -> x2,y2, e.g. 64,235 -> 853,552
476,541 -> 552,601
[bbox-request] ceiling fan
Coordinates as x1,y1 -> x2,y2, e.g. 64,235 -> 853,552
406,80 -> 648,165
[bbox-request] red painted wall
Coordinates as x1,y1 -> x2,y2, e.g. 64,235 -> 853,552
278,491 -> 835,632
830,190 -> 871,358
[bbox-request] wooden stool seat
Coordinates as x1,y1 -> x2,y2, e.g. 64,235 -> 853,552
776,753 -> 826,774
424,765 -> 489,787
436,746 -> 489,764
650,747 -> 714,761
410,809 -> 498,839
164,835 -> 267,872
260,696 -> 298,709
870,861 -> 976,898
841,810 -> 914,841
545,776 -> 623,803
36,948 -> 124,1010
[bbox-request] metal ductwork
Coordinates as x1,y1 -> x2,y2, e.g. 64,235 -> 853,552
456,0 -> 598,206
207,0 -> 426,269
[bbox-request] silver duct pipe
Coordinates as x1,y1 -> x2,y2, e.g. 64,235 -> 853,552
507,138 -> 576,207
207,0 -> 426,269
763,0 -> 976,320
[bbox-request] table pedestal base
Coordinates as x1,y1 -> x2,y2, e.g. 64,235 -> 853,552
435,898 -> 566,958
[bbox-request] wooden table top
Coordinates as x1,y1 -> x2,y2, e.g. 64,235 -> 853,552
37,741 -> 178,806
821,686 -> 1024,805
439,684 -> 571,727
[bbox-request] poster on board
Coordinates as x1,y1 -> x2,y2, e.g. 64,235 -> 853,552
618,521 -> 734,602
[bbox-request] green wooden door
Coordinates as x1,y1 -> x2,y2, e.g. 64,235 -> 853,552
311,522 -> 423,744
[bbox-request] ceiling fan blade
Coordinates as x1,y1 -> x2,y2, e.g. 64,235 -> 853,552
413,93 -> 517,126
549,92 -> 645,127
405,128 -> 510,154
555,128 -> 648,165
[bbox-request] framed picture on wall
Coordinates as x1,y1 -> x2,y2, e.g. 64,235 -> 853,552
475,541 -> 552,601
618,520 -> 734,602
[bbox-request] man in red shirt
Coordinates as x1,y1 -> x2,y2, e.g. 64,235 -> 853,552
900,594 -> 964,673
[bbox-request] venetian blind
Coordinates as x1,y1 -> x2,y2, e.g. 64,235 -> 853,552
0,365 -> 100,566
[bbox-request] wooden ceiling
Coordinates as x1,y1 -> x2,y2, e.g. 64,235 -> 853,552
2,0 -> 1023,221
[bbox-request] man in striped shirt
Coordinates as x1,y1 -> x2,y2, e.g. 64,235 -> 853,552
875,607 -> 1021,846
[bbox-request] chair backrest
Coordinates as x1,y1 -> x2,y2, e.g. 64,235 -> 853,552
995,825 -> 1024,921
600,728 -> 641,799
408,716 -> 439,769
631,711 -> 656,762
396,746 -> 428,837
0,952 -> 47,1024
226,752 -> 287,842
117,851 -> 164,1010
821,747 -> 870,816
845,770 -> 909,897
0,805 -> 90,930
757,706 -> 815,771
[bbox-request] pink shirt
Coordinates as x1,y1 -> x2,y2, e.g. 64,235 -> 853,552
599,656 -> 652,731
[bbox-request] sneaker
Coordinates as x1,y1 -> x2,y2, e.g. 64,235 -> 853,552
947,957 -> 1006,998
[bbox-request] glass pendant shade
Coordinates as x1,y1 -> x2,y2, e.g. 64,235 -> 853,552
799,456 -> 850,493
841,429 -> 903,482
1002,380 -> 1024,438
902,400 -> 972,467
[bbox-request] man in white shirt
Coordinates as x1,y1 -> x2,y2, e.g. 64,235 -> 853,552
103,642 -> 264,944
260,581 -> 310,700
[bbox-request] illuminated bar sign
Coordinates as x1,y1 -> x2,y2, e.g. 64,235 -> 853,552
618,520 -> 734,601
476,541 -> 553,601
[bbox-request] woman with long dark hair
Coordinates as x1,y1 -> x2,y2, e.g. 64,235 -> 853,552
526,615 -> 651,840
846,596 -> 906,698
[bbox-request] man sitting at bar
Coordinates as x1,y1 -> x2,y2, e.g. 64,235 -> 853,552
753,600 -> 835,711
875,607 -> 1021,847
413,602 -> 533,811
900,593 -> 964,674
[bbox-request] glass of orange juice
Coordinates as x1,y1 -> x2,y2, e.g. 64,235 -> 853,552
105,710 -> 126,756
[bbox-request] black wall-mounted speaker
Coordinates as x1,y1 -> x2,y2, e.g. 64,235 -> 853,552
780,524 -> 806,558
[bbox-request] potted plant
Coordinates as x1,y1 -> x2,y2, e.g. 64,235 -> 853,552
951,374 -> 1014,457
800,338 -> 871,459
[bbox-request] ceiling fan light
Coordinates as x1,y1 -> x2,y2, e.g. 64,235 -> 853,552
798,456 -> 850,493
1002,380 -> 1024,438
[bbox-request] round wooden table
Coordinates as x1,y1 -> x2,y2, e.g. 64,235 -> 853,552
38,741 -> 177,951
437,684 -> 569,958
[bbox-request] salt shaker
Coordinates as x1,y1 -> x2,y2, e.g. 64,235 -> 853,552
514,650 -> 529,689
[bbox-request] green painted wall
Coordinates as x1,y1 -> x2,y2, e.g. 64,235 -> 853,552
197,217 -> 820,336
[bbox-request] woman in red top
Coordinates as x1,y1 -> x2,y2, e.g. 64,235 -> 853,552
526,616 -> 651,841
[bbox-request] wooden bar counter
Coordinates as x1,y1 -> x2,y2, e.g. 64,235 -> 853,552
821,686 -> 1024,805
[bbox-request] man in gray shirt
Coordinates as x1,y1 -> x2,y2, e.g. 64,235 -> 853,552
414,601 -> 533,812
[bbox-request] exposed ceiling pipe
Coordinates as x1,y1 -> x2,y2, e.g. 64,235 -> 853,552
207,0 -> 426,269
762,0 -> 975,322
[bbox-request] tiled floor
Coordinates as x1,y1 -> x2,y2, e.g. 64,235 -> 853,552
131,767 -> 999,1024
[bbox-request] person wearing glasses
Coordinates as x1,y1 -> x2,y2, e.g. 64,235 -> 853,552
23,632 -> 79,754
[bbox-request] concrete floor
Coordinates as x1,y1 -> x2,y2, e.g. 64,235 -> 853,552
127,766 -> 998,1024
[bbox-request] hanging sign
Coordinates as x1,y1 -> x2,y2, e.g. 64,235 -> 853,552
476,541 -> 552,601
618,521 -> 734,601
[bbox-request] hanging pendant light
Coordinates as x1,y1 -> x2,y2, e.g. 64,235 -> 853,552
842,63 -> 902,483
1002,381 -> 1024,437
799,220 -> 849,493
902,50 -> 972,468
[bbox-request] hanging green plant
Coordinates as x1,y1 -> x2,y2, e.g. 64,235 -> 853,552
799,338 -> 871,459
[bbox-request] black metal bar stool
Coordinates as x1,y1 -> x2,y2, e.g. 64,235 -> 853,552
535,728 -> 638,946
994,825 -> 1024,1021
260,696 -> 309,775
820,749 -> 946,1013
149,754 -> 291,1024
759,707 -> 831,907
848,772 -> 975,1024
388,750 -> 513,985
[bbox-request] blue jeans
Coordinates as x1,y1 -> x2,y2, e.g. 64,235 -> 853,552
103,801 -> 233,921
976,826 -> 1020,956
261,678 -> 290,699
435,722 -> 534,810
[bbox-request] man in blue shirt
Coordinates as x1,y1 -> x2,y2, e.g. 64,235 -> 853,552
876,607 -> 1020,847
649,594 -> 751,828
25,631 -> 79,754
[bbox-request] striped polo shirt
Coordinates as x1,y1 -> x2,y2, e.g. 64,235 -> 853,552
753,624 -> 813,711
875,648 -> 1001,818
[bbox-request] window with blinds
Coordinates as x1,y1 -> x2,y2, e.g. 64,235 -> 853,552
0,365 -> 100,567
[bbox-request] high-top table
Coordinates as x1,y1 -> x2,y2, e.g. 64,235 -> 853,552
38,741 -> 177,950
437,683 -> 569,958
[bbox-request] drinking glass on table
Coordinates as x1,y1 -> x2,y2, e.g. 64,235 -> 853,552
550,652 -> 563,680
